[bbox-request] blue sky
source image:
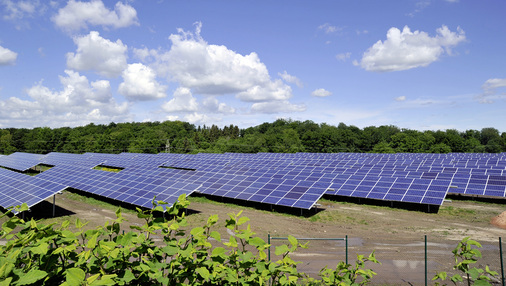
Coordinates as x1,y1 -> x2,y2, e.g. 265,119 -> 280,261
0,0 -> 505,132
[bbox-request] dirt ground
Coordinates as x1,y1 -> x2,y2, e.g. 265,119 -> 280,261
8,192 -> 506,285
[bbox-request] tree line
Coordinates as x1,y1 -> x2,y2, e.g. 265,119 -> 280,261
0,119 -> 505,155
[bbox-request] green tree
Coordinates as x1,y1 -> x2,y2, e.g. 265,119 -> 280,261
0,130 -> 17,154
371,141 -> 395,153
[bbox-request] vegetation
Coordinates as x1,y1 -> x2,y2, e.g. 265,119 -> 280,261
0,119 -> 505,155
0,195 -> 380,285
433,237 -> 498,286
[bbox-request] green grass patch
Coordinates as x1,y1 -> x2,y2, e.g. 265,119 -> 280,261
439,205 -> 476,217
63,191 -> 135,214
93,165 -> 123,173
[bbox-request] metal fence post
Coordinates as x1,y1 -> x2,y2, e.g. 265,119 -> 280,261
268,233 -> 271,261
500,237 -> 504,286
425,235 -> 427,286
345,235 -> 348,265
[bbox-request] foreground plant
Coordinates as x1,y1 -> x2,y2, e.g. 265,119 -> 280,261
0,195 -> 378,285
433,236 -> 498,286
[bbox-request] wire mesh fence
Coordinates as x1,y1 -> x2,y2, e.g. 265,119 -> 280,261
267,234 -> 506,285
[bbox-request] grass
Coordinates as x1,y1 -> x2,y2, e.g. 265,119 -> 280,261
92,165 -> 123,173
63,191 -> 136,215
439,205 -> 476,217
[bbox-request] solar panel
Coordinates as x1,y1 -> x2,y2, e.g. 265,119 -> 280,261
0,152 -> 45,171
36,164 -> 200,210
0,168 -> 67,212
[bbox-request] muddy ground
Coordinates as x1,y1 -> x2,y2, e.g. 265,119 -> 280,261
7,192 -> 506,285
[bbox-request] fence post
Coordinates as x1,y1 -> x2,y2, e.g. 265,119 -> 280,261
425,235 -> 427,286
345,235 -> 348,265
500,237 -> 504,286
268,233 -> 271,261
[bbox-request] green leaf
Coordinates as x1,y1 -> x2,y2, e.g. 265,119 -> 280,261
249,236 -> 266,248
473,280 -> 493,286
275,244 -> 290,256
190,227 -> 204,237
16,269 -> 47,286
30,242 -> 49,255
237,216 -> 250,226
212,247 -> 226,257
0,277 -> 12,286
196,267 -> 210,280
119,270 -> 135,284
287,235 -> 298,248
210,231 -> 221,242
432,271 -> 447,280
64,268 -> 85,286
89,274 -> 117,285
450,274 -> 463,282
87,232 -> 99,249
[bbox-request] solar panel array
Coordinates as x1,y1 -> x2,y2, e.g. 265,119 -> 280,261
36,164 -> 200,209
0,152 -> 45,171
0,168 -> 66,212
1,152 -> 506,212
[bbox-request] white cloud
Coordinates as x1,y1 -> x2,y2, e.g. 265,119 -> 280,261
0,45 -> 17,65
2,0 -> 37,20
138,22 -> 294,104
318,23 -> 342,34
311,88 -> 332,97
1,0 -> 45,29
236,79 -> 292,102
161,87 -> 199,113
357,25 -> 466,72
395,96 -> 406,101
479,78 -> 506,103
164,22 -> 271,94
52,0 -> 138,32
202,97 -> 235,114
0,70 -> 130,127
66,31 -> 127,77
251,100 -> 306,114
278,71 -> 303,88
118,63 -> 167,101
183,112 -> 219,125
336,52 -> 351,61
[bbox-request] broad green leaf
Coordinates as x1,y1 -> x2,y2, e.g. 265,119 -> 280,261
119,270 -> 135,284
190,227 -> 204,236
432,272 -> 447,280
210,231 -> 221,242
87,232 -> 99,249
196,267 -> 210,280
207,214 -> 219,226
87,274 -> 100,285
473,280 -> 493,286
249,236 -> 266,248
89,274 -> 117,285
275,244 -> 290,256
287,235 -> 297,248
450,274 -> 463,282
16,269 -> 48,286
212,247 -> 226,257
0,277 -> 12,286
237,216 -> 250,226
30,242 -> 49,255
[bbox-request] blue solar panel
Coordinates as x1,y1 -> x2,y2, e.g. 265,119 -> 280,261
0,152 -> 44,171
0,168 -> 66,212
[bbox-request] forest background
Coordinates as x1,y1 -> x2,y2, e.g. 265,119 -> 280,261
0,119 -> 505,155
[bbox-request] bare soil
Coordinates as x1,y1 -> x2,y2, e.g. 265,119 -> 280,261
7,192 -> 506,285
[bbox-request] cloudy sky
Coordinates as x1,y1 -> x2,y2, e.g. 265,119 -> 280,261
0,0 -> 505,132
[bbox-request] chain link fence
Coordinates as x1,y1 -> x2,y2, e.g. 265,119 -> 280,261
267,235 -> 505,285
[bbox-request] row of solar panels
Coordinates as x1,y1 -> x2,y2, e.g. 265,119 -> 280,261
0,152 -> 505,213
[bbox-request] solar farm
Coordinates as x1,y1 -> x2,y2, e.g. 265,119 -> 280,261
1,151 -> 506,214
